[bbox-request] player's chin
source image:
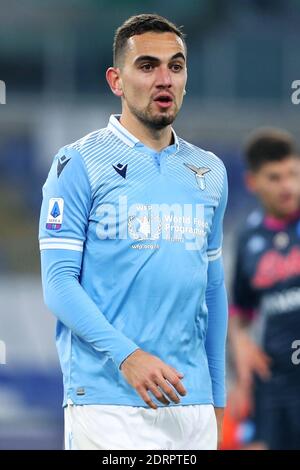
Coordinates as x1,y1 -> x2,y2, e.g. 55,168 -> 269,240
282,195 -> 298,207
152,109 -> 177,124
277,201 -> 298,216
151,114 -> 175,129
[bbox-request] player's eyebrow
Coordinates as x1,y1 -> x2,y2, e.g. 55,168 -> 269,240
134,52 -> 186,65
170,52 -> 186,62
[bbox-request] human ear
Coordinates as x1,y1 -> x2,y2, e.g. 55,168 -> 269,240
106,67 -> 123,97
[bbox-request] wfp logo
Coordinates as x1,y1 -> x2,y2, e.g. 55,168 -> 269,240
0,80 -> 6,104
0,340 -> 6,365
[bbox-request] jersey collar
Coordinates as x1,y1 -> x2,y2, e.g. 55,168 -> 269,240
107,114 -> 179,156
264,209 -> 300,230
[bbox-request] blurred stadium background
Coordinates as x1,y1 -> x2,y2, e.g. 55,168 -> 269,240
0,0 -> 299,449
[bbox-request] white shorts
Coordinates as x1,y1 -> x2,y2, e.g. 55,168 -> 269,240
64,403 -> 217,450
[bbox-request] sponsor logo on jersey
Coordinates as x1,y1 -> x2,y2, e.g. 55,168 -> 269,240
261,287 -> 300,317
57,155 -> 71,178
113,163 -> 128,179
183,163 -> 211,190
252,247 -> 300,288
46,198 -> 64,230
128,215 -> 162,241
95,197 -> 208,251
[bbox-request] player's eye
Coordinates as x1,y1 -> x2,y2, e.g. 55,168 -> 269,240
170,63 -> 183,72
269,174 -> 280,182
140,63 -> 154,72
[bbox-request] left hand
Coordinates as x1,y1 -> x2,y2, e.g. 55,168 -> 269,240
214,407 -> 224,449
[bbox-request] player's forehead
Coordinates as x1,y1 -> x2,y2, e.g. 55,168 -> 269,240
125,31 -> 186,64
259,156 -> 300,175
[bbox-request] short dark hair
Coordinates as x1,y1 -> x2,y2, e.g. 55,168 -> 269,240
245,128 -> 298,172
113,14 -> 186,67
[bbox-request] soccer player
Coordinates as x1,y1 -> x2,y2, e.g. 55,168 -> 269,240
229,128 -> 300,449
39,14 -> 228,450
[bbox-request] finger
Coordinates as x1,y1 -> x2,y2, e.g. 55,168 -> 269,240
137,387 -> 158,410
256,356 -> 271,371
253,347 -> 272,365
256,363 -> 271,380
156,374 -> 185,403
148,384 -> 170,406
170,366 -> 184,378
157,379 -> 180,404
262,352 -> 272,363
253,355 -> 272,378
254,349 -> 272,363
165,372 -> 187,397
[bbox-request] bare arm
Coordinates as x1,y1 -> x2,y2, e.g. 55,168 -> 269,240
229,314 -> 271,387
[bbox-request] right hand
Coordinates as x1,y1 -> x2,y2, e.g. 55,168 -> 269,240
228,382 -> 253,421
120,349 -> 187,409
232,331 -> 272,386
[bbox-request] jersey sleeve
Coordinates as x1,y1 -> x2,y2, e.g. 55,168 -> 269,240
207,162 -> 228,262
205,162 -> 228,408
39,147 -> 140,369
39,147 -> 90,246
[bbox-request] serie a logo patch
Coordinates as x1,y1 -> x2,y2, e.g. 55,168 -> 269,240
46,198 -> 64,230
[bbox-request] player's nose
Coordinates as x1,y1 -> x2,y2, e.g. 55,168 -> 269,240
155,65 -> 172,88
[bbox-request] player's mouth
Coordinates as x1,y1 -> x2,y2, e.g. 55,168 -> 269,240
279,193 -> 294,204
153,93 -> 174,109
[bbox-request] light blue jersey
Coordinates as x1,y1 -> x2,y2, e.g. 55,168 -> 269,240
39,115 -> 228,407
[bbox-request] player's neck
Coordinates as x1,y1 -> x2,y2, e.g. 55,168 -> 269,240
264,207 -> 300,229
120,112 -> 173,152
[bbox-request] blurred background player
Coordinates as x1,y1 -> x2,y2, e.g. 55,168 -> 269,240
228,128 -> 300,450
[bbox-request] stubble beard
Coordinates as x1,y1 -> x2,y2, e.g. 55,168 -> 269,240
127,99 -> 179,131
